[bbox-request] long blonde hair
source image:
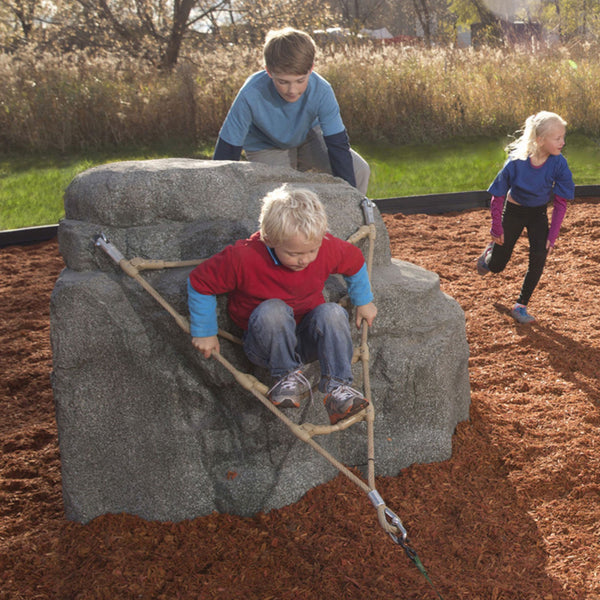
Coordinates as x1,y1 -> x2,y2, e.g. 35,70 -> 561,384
505,111 -> 567,160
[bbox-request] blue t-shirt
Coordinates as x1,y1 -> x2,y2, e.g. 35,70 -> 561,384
488,154 -> 575,207
218,70 -> 345,151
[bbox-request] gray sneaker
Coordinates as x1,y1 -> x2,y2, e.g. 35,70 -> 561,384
268,369 -> 311,408
476,242 -> 493,275
323,385 -> 369,425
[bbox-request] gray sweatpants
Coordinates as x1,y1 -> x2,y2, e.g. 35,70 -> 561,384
245,127 -> 370,196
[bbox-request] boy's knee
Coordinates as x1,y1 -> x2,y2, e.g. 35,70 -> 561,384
251,299 -> 293,327
313,302 -> 349,327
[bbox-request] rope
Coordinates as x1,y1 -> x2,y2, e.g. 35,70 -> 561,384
93,203 -> 445,598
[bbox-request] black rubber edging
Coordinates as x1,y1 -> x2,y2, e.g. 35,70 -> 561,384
0,224 -> 59,248
2,185 -> 599,248
373,184 -> 600,215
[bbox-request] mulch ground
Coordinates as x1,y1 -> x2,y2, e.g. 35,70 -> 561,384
1,199 -> 600,599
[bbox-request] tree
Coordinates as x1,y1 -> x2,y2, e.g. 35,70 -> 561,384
75,0 -> 231,67
220,0 -> 336,44
412,0 -> 433,45
331,0 -> 388,31
0,0 -> 42,42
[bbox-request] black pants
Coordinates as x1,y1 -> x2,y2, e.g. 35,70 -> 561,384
488,201 -> 549,306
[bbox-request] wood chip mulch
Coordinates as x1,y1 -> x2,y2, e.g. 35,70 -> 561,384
1,199 -> 599,599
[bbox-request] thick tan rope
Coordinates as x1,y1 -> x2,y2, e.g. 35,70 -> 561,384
94,223 -> 400,539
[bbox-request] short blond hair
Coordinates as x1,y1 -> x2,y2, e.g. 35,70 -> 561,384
259,186 -> 328,245
263,27 -> 316,75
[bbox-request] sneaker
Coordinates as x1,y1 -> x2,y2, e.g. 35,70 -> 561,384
476,242 -> 493,275
268,369 -> 311,408
510,304 -> 536,324
323,385 -> 369,425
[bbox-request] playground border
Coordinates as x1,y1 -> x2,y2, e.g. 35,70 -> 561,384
2,185 -> 598,248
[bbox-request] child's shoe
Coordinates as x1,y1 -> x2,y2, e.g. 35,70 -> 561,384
268,369 -> 311,408
476,242 -> 494,275
510,303 -> 535,324
323,385 -> 369,425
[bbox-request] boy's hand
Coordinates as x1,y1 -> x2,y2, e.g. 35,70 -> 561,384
356,302 -> 377,328
192,335 -> 220,359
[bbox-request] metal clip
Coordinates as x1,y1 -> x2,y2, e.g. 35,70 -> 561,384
367,489 -> 385,508
94,233 -> 125,264
384,506 -> 409,546
361,197 -> 376,225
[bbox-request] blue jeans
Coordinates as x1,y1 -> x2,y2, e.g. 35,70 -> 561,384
242,299 -> 354,393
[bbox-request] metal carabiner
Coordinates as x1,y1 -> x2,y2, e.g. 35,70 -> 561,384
384,506 -> 409,545
94,232 -> 125,264
361,197 -> 376,225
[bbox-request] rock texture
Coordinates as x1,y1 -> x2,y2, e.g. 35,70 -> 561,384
50,159 -> 470,523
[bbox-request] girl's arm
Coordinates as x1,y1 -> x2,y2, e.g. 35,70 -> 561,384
547,194 -> 568,248
490,195 -> 505,241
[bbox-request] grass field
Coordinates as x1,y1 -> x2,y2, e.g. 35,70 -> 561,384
1,135 -> 599,230
358,132 -> 600,198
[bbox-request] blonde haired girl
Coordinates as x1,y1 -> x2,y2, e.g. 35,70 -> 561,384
476,112 -> 575,324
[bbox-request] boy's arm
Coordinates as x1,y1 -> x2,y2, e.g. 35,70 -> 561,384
323,130 -> 357,188
187,279 -> 220,358
343,263 -> 373,305
355,302 -> 377,328
192,335 -> 220,359
213,137 -> 243,161
343,263 -> 376,327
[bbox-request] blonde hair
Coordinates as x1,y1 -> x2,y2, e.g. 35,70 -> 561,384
506,111 -> 567,160
263,27 -> 316,75
259,186 -> 328,245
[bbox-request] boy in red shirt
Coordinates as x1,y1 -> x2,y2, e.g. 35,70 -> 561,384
188,185 -> 377,425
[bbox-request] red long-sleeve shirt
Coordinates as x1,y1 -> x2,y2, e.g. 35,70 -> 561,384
188,232 -> 368,331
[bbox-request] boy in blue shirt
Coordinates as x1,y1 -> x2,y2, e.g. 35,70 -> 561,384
213,27 -> 370,196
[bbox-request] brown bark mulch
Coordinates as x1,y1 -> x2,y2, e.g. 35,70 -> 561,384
1,199 -> 600,599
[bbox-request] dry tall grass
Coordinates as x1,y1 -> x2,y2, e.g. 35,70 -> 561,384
1,43 -> 598,153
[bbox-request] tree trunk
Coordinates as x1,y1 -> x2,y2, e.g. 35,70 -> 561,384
160,0 -> 195,69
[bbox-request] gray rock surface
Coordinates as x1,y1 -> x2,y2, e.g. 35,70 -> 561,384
50,159 -> 470,523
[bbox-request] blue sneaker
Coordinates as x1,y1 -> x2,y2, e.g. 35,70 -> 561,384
476,242 -> 493,275
510,304 -> 535,324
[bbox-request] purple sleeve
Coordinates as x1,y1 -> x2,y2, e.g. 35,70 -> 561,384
548,195 -> 568,247
489,195 -> 505,238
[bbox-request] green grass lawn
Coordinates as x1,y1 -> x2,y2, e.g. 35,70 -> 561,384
1,135 -> 598,230
0,143 -> 213,230
357,132 -> 600,199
